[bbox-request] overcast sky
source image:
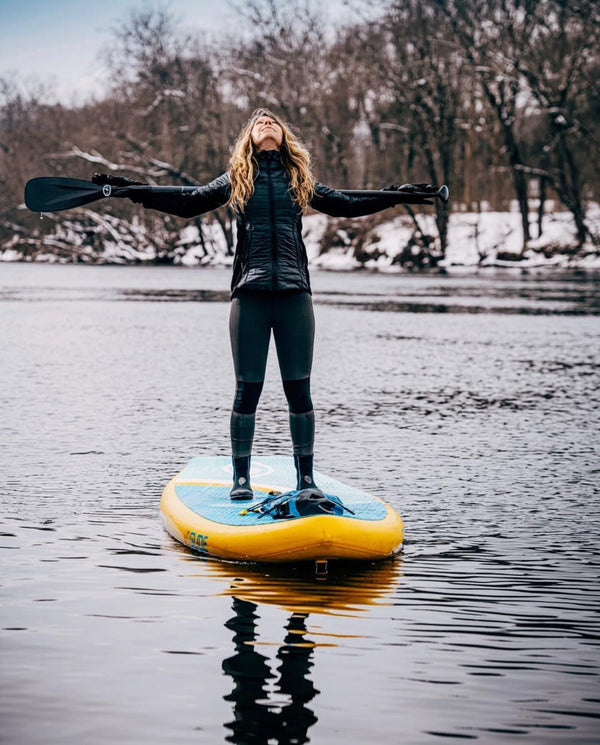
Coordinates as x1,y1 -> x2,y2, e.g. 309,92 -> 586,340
0,1 -> 242,104
0,0 -> 366,106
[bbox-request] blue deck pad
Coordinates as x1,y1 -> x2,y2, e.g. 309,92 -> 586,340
174,456 -> 387,526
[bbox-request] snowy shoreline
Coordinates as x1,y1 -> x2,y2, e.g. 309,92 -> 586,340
2,204 -> 599,271
303,205 -> 600,273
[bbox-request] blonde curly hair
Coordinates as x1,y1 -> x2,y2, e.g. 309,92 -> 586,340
228,108 -> 315,212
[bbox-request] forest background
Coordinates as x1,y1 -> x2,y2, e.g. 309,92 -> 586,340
1,0 -> 598,269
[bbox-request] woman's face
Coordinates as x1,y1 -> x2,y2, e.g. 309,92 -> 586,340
251,115 -> 283,151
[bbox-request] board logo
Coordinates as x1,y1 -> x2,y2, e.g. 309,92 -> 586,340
188,532 -> 209,552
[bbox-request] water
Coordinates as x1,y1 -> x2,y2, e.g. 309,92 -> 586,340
1,263 -> 599,744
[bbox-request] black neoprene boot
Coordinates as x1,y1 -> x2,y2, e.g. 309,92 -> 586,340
294,454 -> 322,493
230,456 -> 253,501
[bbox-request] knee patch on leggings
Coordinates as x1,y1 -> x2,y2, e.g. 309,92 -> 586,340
282,377 -> 313,414
233,380 -> 264,415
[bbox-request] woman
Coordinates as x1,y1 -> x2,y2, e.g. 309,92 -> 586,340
93,109 -> 430,500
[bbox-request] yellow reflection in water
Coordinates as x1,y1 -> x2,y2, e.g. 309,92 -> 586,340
187,554 -> 404,617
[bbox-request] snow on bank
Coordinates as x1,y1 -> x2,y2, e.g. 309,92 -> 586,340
2,204 -> 599,270
447,205 -> 600,269
307,204 -> 600,271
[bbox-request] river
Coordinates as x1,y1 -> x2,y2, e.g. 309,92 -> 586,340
1,263 -> 599,744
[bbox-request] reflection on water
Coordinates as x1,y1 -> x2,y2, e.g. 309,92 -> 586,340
1,264 -> 600,744
211,559 -> 403,616
223,599 -> 318,745
217,559 -> 403,743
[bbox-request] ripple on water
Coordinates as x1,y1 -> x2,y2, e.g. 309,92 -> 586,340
1,265 -> 599,743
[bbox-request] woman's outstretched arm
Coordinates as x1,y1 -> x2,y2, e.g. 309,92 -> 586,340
92,172 -> 231,218
131,173 -> 231,217
310,182 -> 433,218
310,182 -> 397,218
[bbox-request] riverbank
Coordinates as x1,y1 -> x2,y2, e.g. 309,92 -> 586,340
304,204 -> 600,272
2,204 -> 599,270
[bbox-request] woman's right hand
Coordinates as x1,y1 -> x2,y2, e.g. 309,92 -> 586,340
91,172 -> 145,197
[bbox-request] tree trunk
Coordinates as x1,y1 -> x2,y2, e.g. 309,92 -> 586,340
481,80 -> 531,250
537,176 -> 546,239
556,132 -> 588,246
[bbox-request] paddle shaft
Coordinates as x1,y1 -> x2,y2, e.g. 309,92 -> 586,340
115,185 -> 450,201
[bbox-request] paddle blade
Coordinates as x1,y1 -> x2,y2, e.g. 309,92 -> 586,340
24,177 -> 105,212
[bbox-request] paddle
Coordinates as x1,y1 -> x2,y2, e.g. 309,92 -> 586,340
24,176 -> 450,213
24,177 -> 184,213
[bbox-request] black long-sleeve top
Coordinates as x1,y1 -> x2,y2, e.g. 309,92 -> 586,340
134,150 -> 395,295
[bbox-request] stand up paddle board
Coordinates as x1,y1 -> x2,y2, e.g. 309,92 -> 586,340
160,456 -> 403,563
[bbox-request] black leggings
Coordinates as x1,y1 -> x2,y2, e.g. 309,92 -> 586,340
229,291 -> 315,458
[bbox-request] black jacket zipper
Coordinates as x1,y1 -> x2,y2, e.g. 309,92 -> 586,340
266,159 -> 277,290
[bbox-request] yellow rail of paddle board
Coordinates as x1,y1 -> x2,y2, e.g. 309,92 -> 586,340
160,477 -> 404,563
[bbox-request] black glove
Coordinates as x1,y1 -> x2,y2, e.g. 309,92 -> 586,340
92,172 -> 144,187
383,182 -> 436,205
92,172 -> 146,199
383,182 -> 437,192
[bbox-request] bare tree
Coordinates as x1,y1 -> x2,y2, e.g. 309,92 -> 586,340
505,0 -> 600,245
88,7 -> 240,257
353,0 -> 468,256
431,0 -> 534,251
